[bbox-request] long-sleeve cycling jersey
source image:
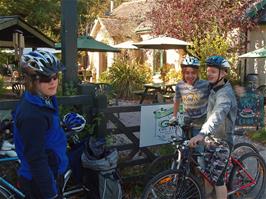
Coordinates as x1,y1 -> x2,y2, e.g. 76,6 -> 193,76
199,80 -> 237,146
13,91 -> 68,198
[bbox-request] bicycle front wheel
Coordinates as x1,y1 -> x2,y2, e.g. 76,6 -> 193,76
0,185 -> 14,199
228,152 -> 266,199
62,169 -> 88,198
141,169 -> 203,199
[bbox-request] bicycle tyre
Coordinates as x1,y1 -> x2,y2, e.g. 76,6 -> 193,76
141,169 -> 203,199
232,142 -> 259,158
0,185 -> 14,199
145,155 -> 174,182
228,152 -> 266,199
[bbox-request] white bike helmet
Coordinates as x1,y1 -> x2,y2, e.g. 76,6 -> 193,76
63,112 -> 86,133
181,56 -> 200,69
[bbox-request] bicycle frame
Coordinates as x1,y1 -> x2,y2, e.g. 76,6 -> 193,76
227,157 -> 257,195
0,156 -> 25,198
0,177 -> 25,198
170,139 -> 259,197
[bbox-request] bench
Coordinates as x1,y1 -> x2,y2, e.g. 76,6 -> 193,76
133,90 -> 145,96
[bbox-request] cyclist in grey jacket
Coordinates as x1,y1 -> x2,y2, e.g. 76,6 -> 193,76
189,56 -> 237,199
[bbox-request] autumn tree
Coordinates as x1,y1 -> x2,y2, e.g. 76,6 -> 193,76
0,0 -> 123,41
148,0 -> 260,57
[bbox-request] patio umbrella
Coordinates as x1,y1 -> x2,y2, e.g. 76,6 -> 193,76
23,47 -> 61,54
112,40 -> 138,49
239,47 -> 266,58
134,36 -> 190,68
55,36 -> 120,52
133,36 -> 191,49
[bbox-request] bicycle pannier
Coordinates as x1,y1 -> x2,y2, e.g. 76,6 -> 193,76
81,137 -> 122,199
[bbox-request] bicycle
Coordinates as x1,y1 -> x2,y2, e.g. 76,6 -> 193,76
0,156 -> 25,198
0,117 -> 90,199
141,121 -> 266,199
145,120 -> 261,182
0,153 -> 88,199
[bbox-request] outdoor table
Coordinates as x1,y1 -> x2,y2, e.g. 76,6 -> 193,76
139,83 -> 176,104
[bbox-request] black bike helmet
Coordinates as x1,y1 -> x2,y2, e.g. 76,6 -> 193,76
205,56 -> 230,70
205,56 -> 230,86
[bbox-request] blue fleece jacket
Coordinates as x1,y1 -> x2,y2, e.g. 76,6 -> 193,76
13,91 -> 68,198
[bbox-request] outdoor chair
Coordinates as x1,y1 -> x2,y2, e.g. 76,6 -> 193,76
12,82 -> 25,97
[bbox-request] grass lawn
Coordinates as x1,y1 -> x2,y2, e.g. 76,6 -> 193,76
249,128 -> 266,145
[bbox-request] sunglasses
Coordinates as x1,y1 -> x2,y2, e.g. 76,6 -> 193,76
38,73 -> 59,83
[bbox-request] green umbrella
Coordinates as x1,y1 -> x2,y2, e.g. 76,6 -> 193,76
239,47 -> 266,58
55,36 -> 120,52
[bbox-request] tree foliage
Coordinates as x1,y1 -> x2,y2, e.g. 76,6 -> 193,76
0,0 -> 61,40
0,0 -> 123,41
148,0 -> 259,57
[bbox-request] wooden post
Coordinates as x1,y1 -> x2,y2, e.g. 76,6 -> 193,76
94,94 -> 108,138
61,0 -> 78,94
78,83 -> 96,123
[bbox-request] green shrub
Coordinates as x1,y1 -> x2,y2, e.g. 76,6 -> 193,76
63,81 -> 78,96
165,68 -> 182,83
99,57 -> 152,99
0,75 -> 5,96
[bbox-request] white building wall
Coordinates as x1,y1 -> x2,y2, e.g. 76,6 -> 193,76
89,25 -> 115,81
166,49 -> 181,71
244,25 -> 266,86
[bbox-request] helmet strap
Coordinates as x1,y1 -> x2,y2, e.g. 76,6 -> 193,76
209,69 -> 224,87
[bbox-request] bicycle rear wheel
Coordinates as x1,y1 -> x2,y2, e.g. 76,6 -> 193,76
231,142 -> 259,158
145,155 -> 174,182
228,152 -> 266,199
141,169 -> 203,199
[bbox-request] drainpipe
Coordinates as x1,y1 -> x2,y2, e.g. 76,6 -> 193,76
110,0 -> 114,13
244,30 -> 248,83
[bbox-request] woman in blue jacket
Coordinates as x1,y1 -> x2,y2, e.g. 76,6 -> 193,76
13,50 -> 68,199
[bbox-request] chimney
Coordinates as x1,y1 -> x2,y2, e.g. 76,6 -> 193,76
110,0 -> 114,13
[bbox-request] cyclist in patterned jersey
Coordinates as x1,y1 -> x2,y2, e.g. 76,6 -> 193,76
189,56 -> 237,199
170,56 -> 210,142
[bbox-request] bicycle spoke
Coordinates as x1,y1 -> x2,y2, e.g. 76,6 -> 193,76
228,152 -> 266,199
142,170 -> 203,199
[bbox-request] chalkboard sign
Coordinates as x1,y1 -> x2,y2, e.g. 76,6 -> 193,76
236,91 -> 264,129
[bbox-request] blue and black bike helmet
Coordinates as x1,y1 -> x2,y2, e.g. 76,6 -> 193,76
181,56 -> 200,69
63,112 -> 86,132
205,56 -> 230,70
20,50 -> 64,77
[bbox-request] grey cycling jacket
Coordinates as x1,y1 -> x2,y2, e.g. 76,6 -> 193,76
199,81 -> 237,146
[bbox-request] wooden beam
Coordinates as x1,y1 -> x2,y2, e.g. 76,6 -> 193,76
0,40 -> 13,47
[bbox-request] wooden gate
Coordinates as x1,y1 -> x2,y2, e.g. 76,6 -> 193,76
0,95 -> 171,183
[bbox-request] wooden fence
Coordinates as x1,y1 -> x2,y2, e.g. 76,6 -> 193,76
0,94 -> 170,183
